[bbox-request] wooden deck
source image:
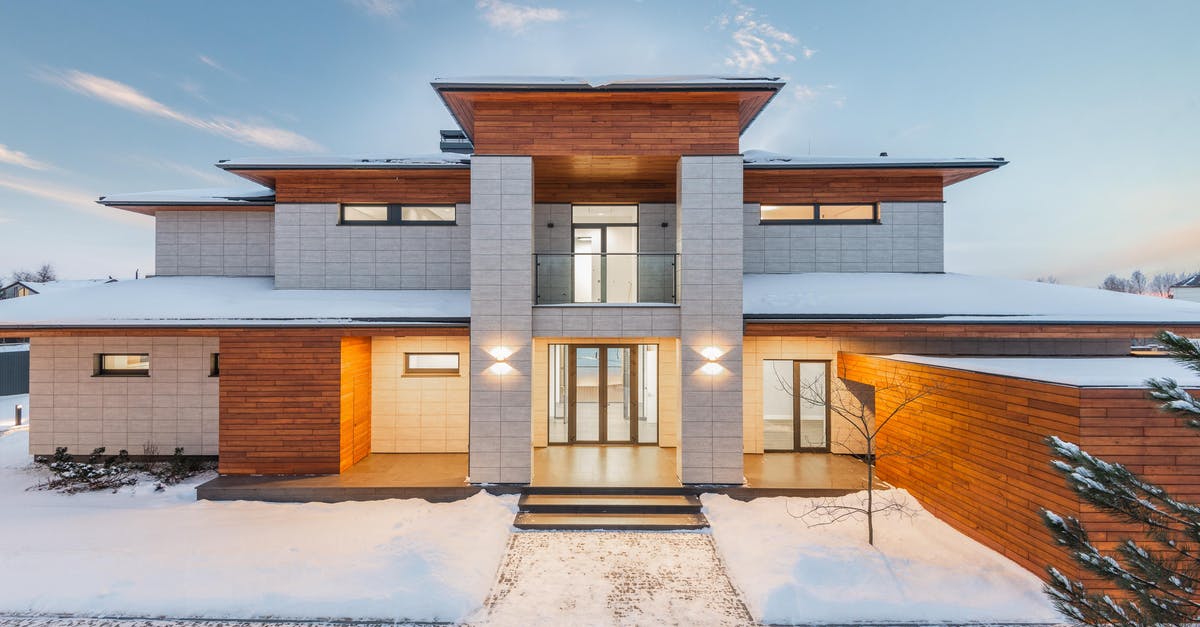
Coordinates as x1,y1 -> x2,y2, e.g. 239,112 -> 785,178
196,446 -> 875,502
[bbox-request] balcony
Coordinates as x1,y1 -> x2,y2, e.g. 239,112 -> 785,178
534,253 -> 678,305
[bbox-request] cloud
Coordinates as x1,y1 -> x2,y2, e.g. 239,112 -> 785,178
720,1 -> 806,71
44,69 -> 321,152
345,0 -> 410,17
0,173 -> 149,226
129,156 -> 233,185
477,0 -> 565,32
196,54 -> 244,81
790,83 -> 841,107
0,144 -> 51,171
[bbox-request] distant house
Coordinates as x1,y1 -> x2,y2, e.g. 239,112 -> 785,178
1171,274 -> 1200,303
0,278 -> 117,300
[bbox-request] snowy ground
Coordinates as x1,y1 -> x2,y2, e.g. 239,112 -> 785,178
469,531 -> 752,626
0,428 -> 516,624
703,492 -> 1062,625
0,392 -> 29,431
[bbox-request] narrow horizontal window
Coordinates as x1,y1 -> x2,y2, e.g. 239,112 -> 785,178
759,203 -> 878,224
404,352 -> 460,375
573,205 -> 638,224
95,353 -> 150,377
339,204 -> 457,226
210,353 -> 220,377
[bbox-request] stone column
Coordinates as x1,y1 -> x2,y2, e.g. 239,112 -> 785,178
678,155 -> 744,484
469,156 -> 534,484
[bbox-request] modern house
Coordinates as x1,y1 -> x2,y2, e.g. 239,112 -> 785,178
0,278 -> 117,300
1171,273 -> 1200,302
3,76 -> 1200,589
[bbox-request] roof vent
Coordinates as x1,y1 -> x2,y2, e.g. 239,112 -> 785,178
440,129 -> 473,154
879,152 -> 888,157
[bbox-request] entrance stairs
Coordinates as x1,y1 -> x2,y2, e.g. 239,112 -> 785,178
513,486 -> 708,530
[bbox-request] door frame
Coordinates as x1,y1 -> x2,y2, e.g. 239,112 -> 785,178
561,343 -> 648,445
570,222 -> 639,303
764,359 -> 833,453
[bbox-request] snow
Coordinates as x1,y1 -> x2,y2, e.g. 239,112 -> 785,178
0,393 -> 29,432
703,491 -> 1061,624
8,279 -> 115,294
743,149 -> 1005,168
432,75 -> 783,89
882,355 -> 1200,388
0,342 -> 29,352
0,428 -> 516,623
98,186 -> 274,205
218,153 -> 471,168
0,276 -> 470,327
744,272 -> 1200,323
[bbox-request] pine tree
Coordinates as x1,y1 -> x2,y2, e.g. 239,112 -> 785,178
1041,331 -> 1200,625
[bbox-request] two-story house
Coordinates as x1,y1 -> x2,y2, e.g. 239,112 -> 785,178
4,76 -> 1200,590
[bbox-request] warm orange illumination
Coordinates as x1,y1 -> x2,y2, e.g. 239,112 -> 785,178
488,346 -> 515,361
700,362 -> 724,376
700,346 -> 724,361
488,362 -> 515,375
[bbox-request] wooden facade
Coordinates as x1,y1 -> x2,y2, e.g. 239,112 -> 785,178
839,353 -> 1200,593
745,321 -> 1200,340
221,169 -> 472,204
339,337 -> 372,471
744,169 -> 946,204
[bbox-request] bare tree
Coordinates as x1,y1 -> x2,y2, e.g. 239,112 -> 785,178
11,263 -> 57,283
780,370 -> 935,545
1035,275 -> 1061,284
1129,270 -> 1148,295
1099,274 -> 1132,293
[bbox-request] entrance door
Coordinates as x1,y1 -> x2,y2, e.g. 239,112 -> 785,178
569,345 -> 637,443
762,360 -> 831,452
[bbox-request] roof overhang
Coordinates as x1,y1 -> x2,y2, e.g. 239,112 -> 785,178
744,161 -> 1007,187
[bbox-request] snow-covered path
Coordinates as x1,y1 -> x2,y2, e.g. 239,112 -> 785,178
468,531 -> 754,626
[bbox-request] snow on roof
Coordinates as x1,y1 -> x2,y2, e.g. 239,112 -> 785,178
879,355 -> 1200,388
1172,274 -> 1200,289
98,186 -> 274,206
743,273 -> 1200,323
742,149 -> 1006,169
217,153 -> 471,170
7,279 -> 116,294
431,75 -> 784,90
0,277 -> 469,327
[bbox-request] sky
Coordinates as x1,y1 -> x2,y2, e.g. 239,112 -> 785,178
0,0 -> 1197,286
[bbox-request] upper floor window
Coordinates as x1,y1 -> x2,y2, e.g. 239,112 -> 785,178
340,204 -> 456,226
94,353 -> 150,377
573,205 -> 638,225
760,203 -> 878,225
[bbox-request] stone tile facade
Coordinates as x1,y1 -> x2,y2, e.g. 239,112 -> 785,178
28,336 -> 219,456
370,336 -> 470,453
273,203 -> 470,289
155,211 -> 273,276
743,201 -> 944,273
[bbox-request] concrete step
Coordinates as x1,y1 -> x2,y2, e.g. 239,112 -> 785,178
519,492 -> 702,514
513,511 -> 709,531
522,485 -> 698,496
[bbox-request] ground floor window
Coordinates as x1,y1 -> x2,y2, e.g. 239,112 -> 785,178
548,343 -> 658,445
763,360 -> 830,452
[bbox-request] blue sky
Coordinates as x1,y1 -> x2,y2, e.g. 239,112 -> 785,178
1,0 -> 1197,285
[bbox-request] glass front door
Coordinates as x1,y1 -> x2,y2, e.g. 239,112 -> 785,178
547,344 -> 657,445
762,360 -> 831,452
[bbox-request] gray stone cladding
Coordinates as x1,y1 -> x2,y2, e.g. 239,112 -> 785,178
155,211 -> 273,276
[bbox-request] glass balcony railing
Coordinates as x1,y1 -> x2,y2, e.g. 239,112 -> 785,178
534,253 -> 679,305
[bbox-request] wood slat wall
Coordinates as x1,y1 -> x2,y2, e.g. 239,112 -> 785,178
745,322 -> 1200,340
218,329 -> 343,474
271,169 -> 471,204
744,169 -> 945,203
838,353 -> 1084,581
340,337 -> 372,471
469,93 -> 742,156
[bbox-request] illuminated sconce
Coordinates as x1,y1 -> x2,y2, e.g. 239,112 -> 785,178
487,346 -> 515,375
700,346 -> 724,375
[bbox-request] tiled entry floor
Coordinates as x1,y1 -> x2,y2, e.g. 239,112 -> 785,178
532,445 -> 681,487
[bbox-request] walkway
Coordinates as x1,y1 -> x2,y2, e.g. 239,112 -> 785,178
468,531 -> 754,626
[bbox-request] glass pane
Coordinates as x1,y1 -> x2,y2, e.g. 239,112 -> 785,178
343,204 -> 388,222
573,228 -> 602,303
819,204 -> 875,221
574,348 -> 600,442
637,253 -> 675,304
102,354 -> 149,372
572,205 -> 637,224
762,360 -> 795,451
548,345 -> 568,444
605,226 -> 638,303
401,205 -> 455,222
405,353 -> 459,372
606,348 -> 631,442
798,362 -> 829,449
535,255 -> 572,304
637,345 -> 659,444
760,204 -> 815,221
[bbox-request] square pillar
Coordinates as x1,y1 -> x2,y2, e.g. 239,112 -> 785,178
678,155 -> 744,484
469,156 -> 534,484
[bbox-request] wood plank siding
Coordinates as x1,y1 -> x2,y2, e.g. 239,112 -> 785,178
339,337 -> 372,471
262,169 -> 470,204
745,322 -> 1200,340
744,169 -> 946,203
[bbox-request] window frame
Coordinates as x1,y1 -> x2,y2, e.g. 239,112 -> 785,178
94,353 -> 151,377
759,202 -> 879,225
210,353 -> 220,377
339,203 -> 457,226
761,358 -> 832,453
403,352 -> 461,376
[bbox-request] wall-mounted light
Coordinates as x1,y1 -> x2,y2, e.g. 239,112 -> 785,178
489,362 -> 515,375
700,346 -> 724,361
700,346 -> 725,375
700,362 -> 724,376
487,346 -> 515,375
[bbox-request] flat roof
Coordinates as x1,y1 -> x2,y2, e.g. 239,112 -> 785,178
743,273 -> 1200,324
430,75 -> 785,91
216,153 -> 471,171
0,277 -> 470,327
98,186 -> 275,207
742,149 -> 1007,170
879,355 -> 1200,388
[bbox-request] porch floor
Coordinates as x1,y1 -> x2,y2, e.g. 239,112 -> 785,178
532,445 -> 681,488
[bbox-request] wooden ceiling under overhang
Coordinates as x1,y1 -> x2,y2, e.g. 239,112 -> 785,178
101,203 -> 274,217
439,90 -> 776,157
535,155 -> 679,203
